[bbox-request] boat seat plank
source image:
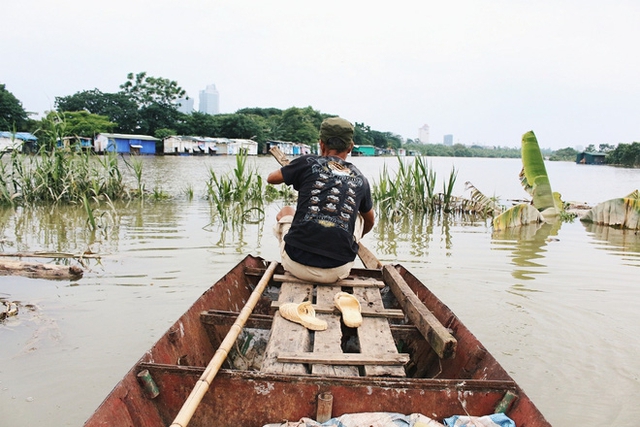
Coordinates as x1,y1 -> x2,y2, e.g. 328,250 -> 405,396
261,282 -> 313,375
312,286 -> 359,377
270,301 -> 405,319
354,287 -> 407,377
272,273 -> 385,288
383,265 -> 457,359
278,352 -> 409,365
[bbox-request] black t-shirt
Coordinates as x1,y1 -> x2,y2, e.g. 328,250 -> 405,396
281,155 -> 373,267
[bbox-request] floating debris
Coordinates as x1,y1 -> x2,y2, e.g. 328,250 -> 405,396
1,300 -> 19,321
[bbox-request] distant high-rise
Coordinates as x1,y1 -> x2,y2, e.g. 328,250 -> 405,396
418,124 -> 430,144
176,97 -> 194,114
199,84 -> 220,115
443,134 -> 453,146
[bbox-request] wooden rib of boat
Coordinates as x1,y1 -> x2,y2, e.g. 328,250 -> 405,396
84,255 -> 551,427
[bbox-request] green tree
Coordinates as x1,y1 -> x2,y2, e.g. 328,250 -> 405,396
0,84 -> 29,131
215,114 -> 263,140
178,111 -> 221,136
549,147 -> 578,161
154,128 -> 176,140
118,72 -> 188,136
119,72 -> 186,108
236,107 -> 282,118
137,102 -> 187,136
274,107 -> 322,144
607,142 -> 640,167
63,111 -> 116,137
599,143 -> 615,153
452,143 -> 472,157
354,122 -> 374,146
55,89 -> 139,133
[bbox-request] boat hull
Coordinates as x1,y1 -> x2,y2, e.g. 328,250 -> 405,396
84,255 -> 551,427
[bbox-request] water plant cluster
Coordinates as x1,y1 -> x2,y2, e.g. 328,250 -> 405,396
205,151 -> 268,225
372,156 -> 487,220
0,149 -> 127,206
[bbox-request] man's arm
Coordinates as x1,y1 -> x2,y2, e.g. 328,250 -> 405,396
267,169 -> 284,184
361,208 -> 375,236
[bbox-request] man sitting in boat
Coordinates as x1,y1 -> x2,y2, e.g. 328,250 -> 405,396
267,117 -> 375,284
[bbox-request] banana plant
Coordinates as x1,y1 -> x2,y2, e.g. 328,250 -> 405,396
581,190 -> 640,230
493,131 -> 562,230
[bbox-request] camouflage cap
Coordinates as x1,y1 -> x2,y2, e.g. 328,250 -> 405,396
320,117 -> 354,149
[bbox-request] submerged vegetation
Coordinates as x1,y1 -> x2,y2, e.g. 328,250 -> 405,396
205,151 -> 266,225
372,156 -> 493,222
0,149 -> 127,206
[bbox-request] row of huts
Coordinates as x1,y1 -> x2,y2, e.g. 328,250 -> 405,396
1,132 -> 311,157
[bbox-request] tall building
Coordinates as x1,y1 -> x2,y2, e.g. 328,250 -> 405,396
418,124 -> 430,144
176,97 -> 194,114
443,134 -> 453,146
199,84 -> 220,115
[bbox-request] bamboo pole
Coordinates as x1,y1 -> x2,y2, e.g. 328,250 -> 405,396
169,260 -> 278,427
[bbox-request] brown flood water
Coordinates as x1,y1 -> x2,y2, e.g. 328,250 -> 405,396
1,155 -> 639,426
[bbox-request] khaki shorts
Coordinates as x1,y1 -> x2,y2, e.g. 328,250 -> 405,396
273,215 -> 364,284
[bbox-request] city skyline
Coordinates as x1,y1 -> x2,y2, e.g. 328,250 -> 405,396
199,84 -> 220,115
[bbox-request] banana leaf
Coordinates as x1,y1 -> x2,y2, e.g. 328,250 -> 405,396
492,203 -> 543,231
581,190 -> 640,230
519,130 -> 560,218
492,131 -> 560,229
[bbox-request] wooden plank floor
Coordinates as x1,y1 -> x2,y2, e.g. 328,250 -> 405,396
261,281 -> 312,374
262,273 -> 407,377
353,286 -> 406,377
312,285 -> 359,377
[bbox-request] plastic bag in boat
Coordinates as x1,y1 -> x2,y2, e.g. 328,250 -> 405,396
443,413 -> 515,427
263,412 -> 445,427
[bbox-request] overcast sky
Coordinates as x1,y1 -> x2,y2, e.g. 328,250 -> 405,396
3,0 -> 639,149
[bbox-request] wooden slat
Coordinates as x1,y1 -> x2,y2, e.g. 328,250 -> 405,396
382,265 -> 457,359
354,287 -> 407,377
278,352 -> 409,366
312,286 -> 359,377
357,243 -> 383,270
272,274 -> 384,288
270,301 -> 404,319
261,282 -> 313,374
200,310 -> 273,329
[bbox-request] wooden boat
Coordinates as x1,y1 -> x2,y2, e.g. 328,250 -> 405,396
84,255 -> 551,427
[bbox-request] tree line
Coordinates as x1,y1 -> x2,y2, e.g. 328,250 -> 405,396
549,143 -> 640,167
1,74 -> 639,165
1,72 -> 405,153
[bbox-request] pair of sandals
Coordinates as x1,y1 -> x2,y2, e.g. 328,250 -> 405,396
279,292 -> 362,331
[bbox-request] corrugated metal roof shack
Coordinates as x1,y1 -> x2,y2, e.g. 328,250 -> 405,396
95,133 -> 159,154
0,131 -> 38,153
576,152 -> 606,165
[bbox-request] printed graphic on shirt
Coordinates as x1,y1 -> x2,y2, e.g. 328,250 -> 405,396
302,157 -> 364,232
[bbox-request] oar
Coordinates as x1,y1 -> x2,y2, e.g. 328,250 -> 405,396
169,260 -> 278,427
268,147 -> 381,270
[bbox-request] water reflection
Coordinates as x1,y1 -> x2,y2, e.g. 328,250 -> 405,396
374,213 -> 487,259
375,214 -> 441,258
491,221 -> 561,281
582,222 -> 640,267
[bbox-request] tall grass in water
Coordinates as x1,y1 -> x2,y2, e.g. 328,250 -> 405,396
205,150 -> 265,225
373,156 -> 481,219
0,149 -> 130,206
